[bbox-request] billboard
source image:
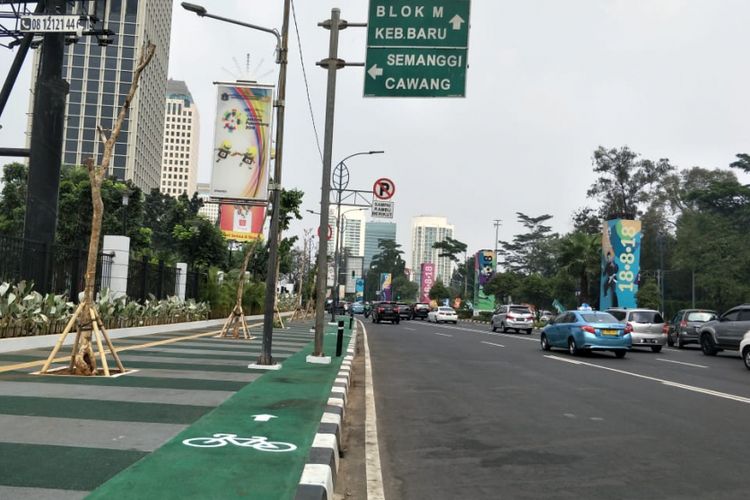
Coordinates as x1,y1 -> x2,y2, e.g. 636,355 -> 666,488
218,204 -> 265,241
380,273 -> 392,301
420,263 -> 435,303
600,219 -> 642,309
210,83 -> 274,202
474,249 -> 496,312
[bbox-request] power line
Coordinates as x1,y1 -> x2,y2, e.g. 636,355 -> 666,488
290,0 -> 323,164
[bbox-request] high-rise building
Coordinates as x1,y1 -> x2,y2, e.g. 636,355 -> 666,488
411,215 -> 455,287
196,182 -> 219,223
364,221 -> 397,271
29,0 -> 173,191
328,207 -> 366,257
160,80 -> 199,197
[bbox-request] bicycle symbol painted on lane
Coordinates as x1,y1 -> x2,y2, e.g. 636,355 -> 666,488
182,433 -> 297,452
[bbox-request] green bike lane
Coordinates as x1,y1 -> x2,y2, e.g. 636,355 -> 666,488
0,319 -> 352,499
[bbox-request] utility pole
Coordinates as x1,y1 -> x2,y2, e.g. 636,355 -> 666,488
312,9 -> 366,359
493,219 -> 502,273
23,0 -> 68,291
257,0 -> 291,366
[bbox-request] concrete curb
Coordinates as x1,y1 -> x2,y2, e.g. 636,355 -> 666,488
0,311 -> 294,354
295,323 -> 358,500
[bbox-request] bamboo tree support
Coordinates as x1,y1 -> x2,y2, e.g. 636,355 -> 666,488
39,42 -> 156,376
219,240 -> 257,339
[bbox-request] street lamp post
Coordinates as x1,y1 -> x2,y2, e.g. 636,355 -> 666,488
331,207 -> 367,321
182,1 -> 290,366
493,219 -> 502,272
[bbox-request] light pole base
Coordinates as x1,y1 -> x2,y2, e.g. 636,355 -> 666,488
248,362 -> 282,371
306,354 -> 331,365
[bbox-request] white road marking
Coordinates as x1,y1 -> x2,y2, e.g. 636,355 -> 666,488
656,358 -> 708,369
481,341 -> 505,348
590,417 -> 604,421
432,332 -> 452,337
403,327 -> 416,331
563,413 -> 576,419
543,355 -> 581,365
360,320 -> 385,500
437,324 -> 539,342
544,355 -> 750,405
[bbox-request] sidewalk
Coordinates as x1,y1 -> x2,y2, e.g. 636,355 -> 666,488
0,315 -> 354,499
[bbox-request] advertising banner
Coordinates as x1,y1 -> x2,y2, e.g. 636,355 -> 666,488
380,273 -> 392,301
218,204 -> 265,241
600,219 -> 642,309
210,83 -> 274,202
355,279 -> 365,303
420,262 -> 435,303
474,249 -> 496,312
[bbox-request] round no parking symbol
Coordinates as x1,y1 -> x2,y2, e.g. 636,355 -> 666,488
373,178 -> 395,200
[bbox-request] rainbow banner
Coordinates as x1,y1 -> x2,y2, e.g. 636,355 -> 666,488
210,83 -> 274,202
420,263 -> 435,303
600,219 -> 642,309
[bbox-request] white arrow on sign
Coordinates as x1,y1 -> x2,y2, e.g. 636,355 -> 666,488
368,64 -> 384,80
252,414 -> 277,422
449,15 -> 465,30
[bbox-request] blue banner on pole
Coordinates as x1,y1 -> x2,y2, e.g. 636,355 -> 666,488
600,219 -> 642,309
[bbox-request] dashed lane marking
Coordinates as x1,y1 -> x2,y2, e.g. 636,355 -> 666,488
544,354 -> 750,405
656,358 -> 708,369
432,332 -> 453,337
481,341 -> 505,348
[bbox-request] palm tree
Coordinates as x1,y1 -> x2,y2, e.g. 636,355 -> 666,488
558,231 -> 600,306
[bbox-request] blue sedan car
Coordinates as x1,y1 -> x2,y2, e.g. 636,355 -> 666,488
351,302 -> 365,314
541,310 -> 631,358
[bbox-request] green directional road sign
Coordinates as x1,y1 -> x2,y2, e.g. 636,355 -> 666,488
364,0 -> 471,98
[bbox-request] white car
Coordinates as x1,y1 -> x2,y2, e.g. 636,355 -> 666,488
741,331 -> 750,371
428,306 -> 458,324
491,304 -> 534,334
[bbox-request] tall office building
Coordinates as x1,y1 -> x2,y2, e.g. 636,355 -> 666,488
364,221 -> 397,271
328,207 -> 366,257
411,215 -> 455,287
29,0 -> 173,191
160,80 -> 199,196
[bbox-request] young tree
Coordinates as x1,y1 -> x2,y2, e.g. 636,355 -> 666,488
41,43 -> 156,376
558,231 -> 600,305
433,236 -> 468,297
428,280 -> 451,302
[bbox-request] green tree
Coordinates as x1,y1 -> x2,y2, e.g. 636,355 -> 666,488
172,216 -> 227,268
0,162 -> 27,237
587,146 -> 675,219
483,272 -> 522,304
428,280 -> 451,302
499,212 -> 558,276
636,277 -> 660,310
432,236 -> 468,296
558,231 -> 600,305
392,275 -> 418,302
366,240 -> 407,300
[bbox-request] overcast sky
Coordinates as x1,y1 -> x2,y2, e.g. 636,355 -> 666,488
1,1 -> 749,268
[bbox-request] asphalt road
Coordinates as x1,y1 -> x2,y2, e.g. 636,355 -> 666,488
366,318 -> 750,500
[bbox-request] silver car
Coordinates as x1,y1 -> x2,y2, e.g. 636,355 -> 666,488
491,304 -> 534,334
607,308 -> 666,352
698,305 -> 750,356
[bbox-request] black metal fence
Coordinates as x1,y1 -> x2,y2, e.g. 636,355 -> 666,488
0,233 -> 111,299
0,233 -> 205,302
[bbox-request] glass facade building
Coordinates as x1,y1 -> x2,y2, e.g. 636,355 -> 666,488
29,0 -> 173,191
364,221 -> 397,271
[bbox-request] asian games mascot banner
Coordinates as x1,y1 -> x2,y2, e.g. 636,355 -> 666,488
474,249 -> 496,312
600,219 -> 642,309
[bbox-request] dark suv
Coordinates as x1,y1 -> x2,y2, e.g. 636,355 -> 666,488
698,305 -> 750,356
410,303 -> 430,320
371,302 -> 400,324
